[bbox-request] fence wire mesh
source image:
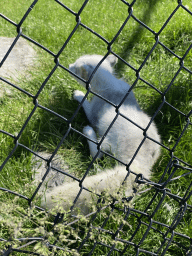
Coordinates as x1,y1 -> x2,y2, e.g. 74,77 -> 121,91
0,0 -> 192,255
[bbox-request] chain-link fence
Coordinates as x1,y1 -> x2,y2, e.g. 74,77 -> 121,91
0,0 -> 192,255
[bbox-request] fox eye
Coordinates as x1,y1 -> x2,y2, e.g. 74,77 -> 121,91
89,65 -> 93,68
74,67 -> 80,75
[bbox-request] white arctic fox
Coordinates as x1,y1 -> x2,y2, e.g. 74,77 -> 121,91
41,55 -> 161,215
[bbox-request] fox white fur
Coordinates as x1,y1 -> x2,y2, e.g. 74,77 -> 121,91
41,55 -> 161,215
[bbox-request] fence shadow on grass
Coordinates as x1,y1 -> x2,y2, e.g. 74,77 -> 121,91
117,0 -> 161,74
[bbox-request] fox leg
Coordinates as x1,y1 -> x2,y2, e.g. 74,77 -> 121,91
83,125 -> 103,159
73,90 -> 92,121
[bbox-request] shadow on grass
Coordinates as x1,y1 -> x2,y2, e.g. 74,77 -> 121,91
117,0 -> 161,73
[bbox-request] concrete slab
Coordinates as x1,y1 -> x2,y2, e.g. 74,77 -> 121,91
0,37 -> 36,97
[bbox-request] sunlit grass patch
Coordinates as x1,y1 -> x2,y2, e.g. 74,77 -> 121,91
0,0 -> 192,255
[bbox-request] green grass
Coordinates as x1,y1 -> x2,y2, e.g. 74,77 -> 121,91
0,0 -> 192,255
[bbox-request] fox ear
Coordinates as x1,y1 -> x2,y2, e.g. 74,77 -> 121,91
106,55 -> 118,67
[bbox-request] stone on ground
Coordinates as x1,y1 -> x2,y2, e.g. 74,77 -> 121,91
32,152 -> 70,193
0,37 -> 36,97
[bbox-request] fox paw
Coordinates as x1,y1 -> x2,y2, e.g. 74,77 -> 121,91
73,90 -> 85,102
83,126 -> 96,139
